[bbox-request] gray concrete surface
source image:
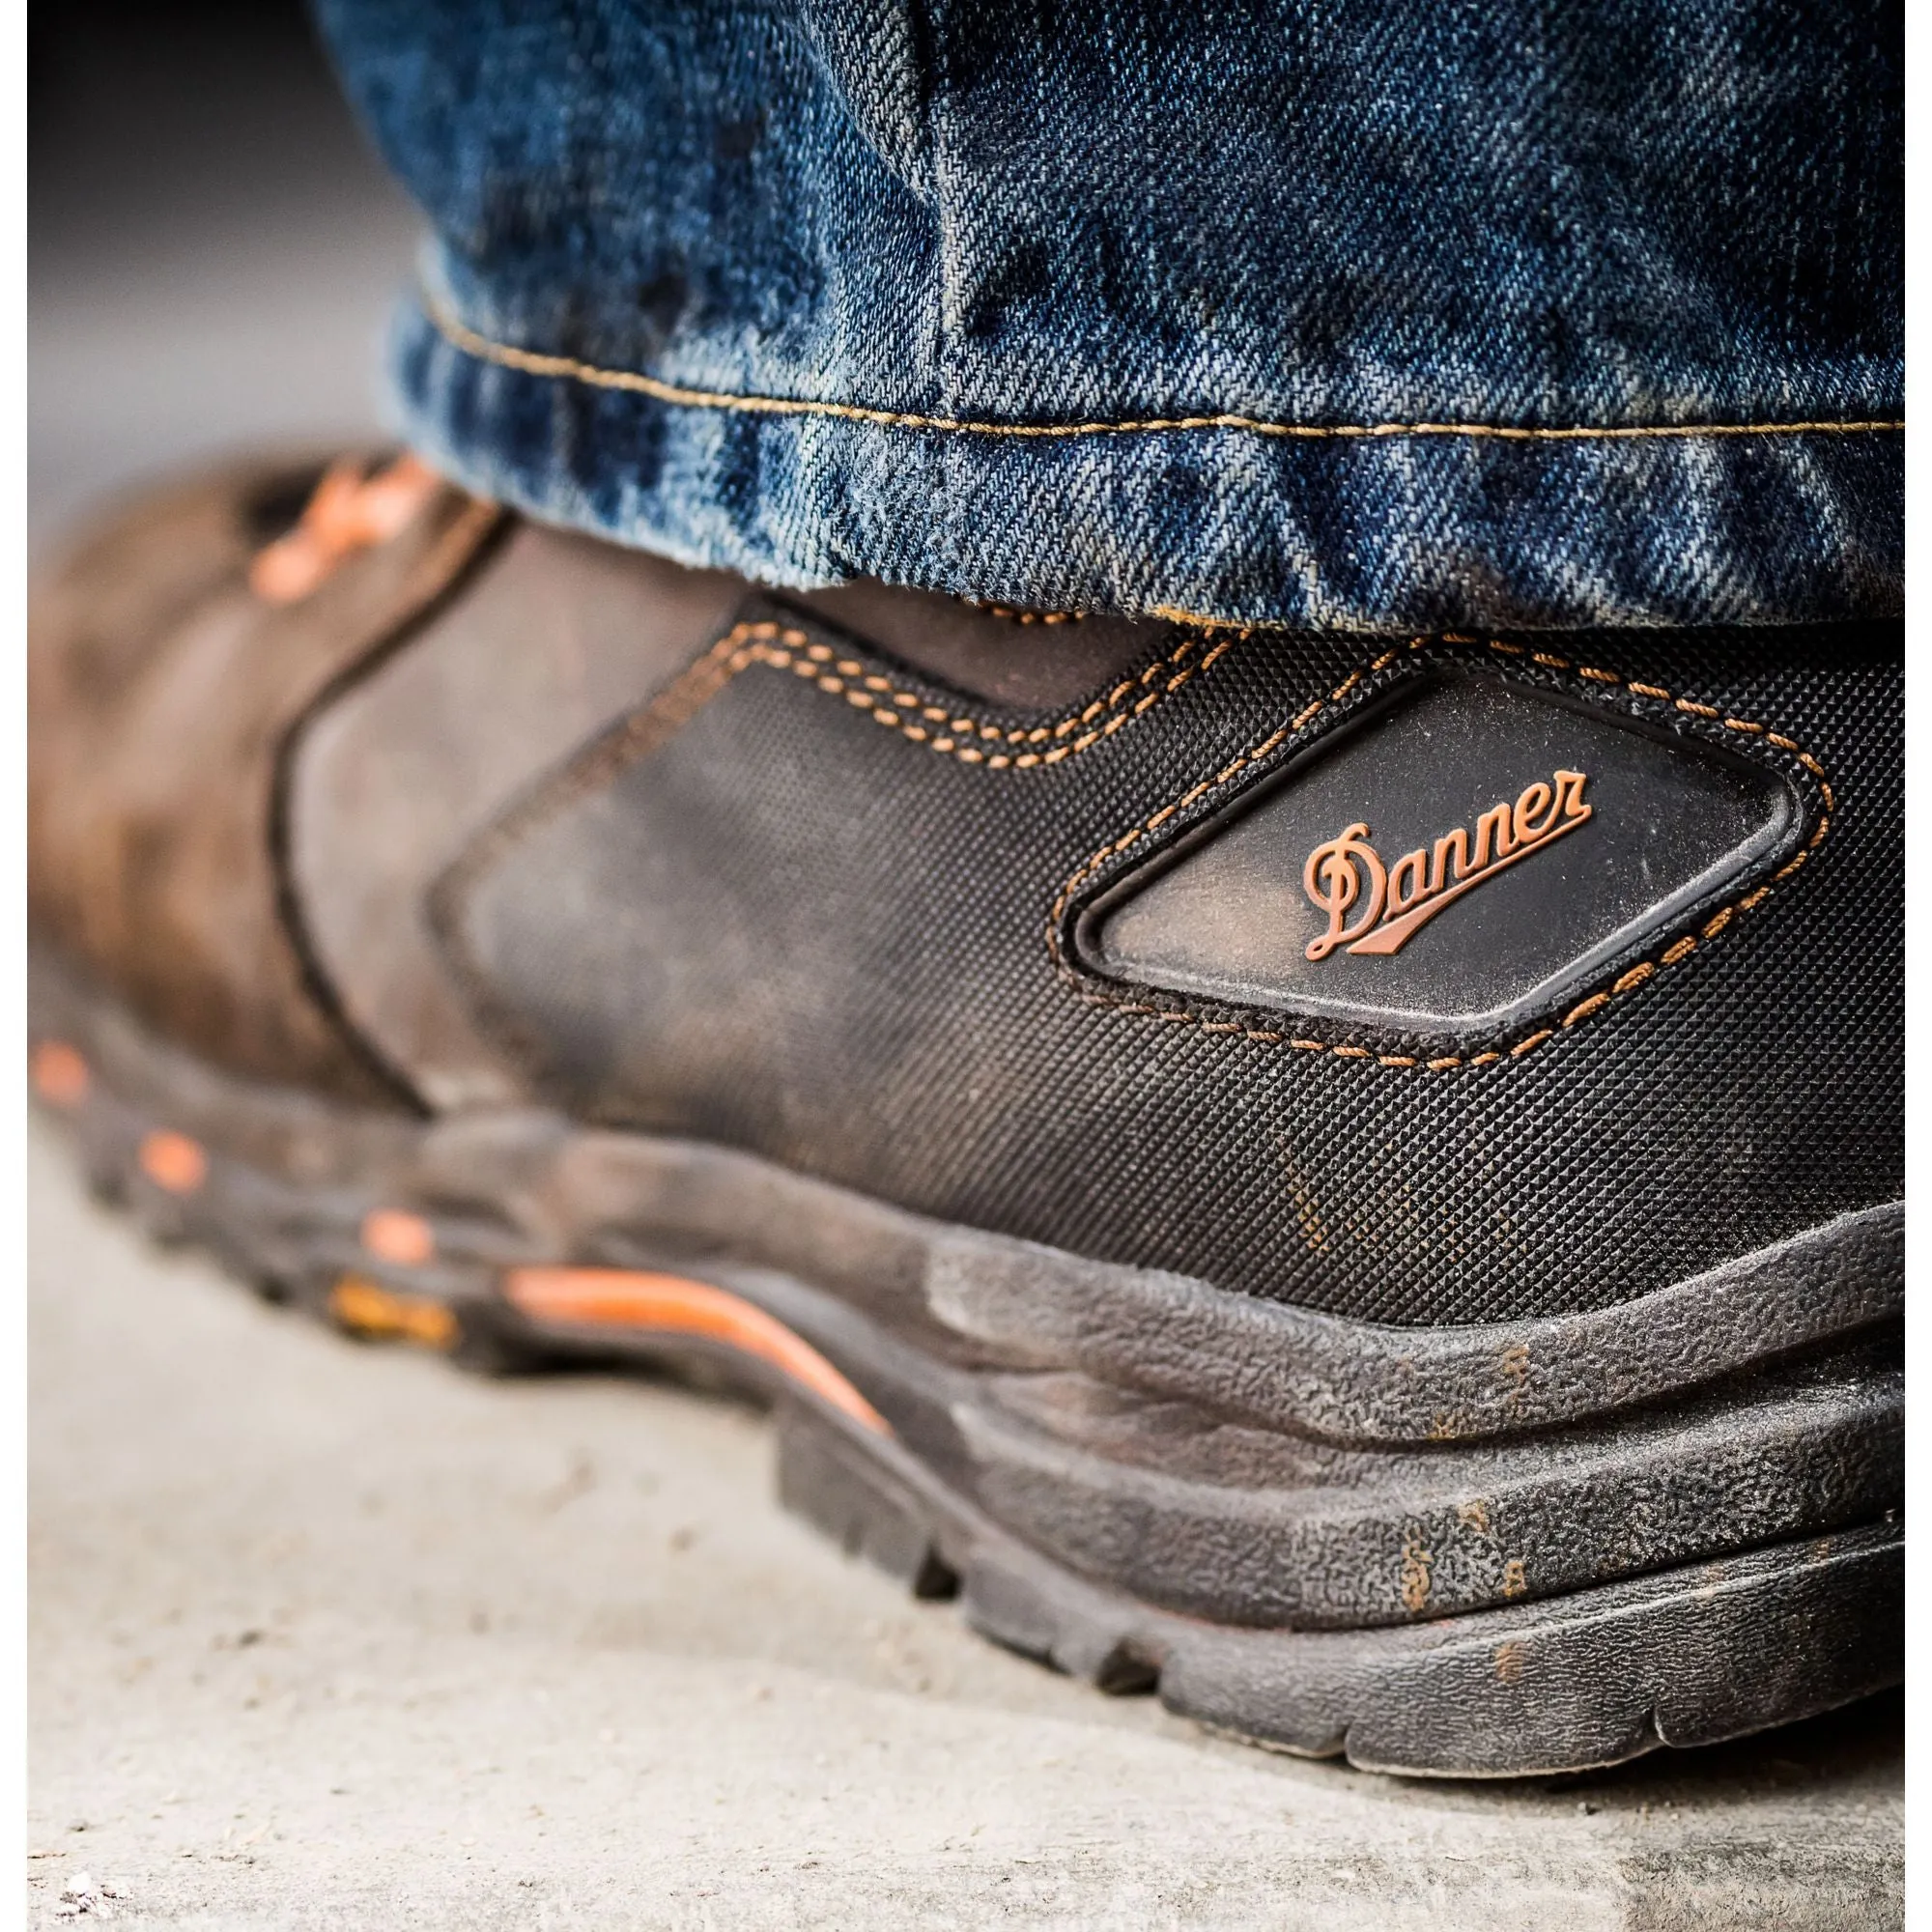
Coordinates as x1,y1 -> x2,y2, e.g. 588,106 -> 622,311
28,11 -> 1904,1924
26,1127 -> 1905,1928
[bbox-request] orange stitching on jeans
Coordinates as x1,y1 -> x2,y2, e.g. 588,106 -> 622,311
423,297 -> 1905,445
1047,638 -> 1833,1068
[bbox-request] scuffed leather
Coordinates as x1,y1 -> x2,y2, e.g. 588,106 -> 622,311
287,525 -> 744,1107
28,452 -> 501,1104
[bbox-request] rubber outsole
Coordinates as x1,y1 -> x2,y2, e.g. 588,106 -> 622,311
777,1405 -> 1902,1777
28,956 -> 1905,1778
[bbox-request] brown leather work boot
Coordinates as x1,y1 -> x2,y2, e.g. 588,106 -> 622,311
29,451 -> 1902,1776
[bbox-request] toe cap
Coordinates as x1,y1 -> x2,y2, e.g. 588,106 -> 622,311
30,449 -> 502,1104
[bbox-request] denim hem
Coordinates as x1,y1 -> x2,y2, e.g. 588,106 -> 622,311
391,299 -> 1903,632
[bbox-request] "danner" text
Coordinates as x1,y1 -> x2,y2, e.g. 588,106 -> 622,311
1302,770 -> 1593,960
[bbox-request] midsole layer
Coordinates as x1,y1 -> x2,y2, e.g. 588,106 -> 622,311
31,948 -> 1904,1636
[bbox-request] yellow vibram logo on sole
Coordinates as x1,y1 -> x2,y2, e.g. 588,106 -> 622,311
329,1275 -> 458,1350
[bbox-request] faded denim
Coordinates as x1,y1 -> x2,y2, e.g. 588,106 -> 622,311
314,0 -> 1902,631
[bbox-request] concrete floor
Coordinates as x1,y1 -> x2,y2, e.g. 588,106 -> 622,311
27,10 -> 1904,1924
26,1127 -> 1905,1929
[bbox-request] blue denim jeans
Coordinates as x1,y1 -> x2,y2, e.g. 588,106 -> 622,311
314,0 -> 1901,632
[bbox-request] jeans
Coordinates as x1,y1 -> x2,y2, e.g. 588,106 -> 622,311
313,0 -> 1901,632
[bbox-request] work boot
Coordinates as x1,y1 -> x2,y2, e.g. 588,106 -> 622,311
29,451 -> 1902,1776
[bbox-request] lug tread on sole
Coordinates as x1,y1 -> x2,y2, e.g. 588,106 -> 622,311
29,1035 -> 1905,1780
768,1392 -> 1901,1778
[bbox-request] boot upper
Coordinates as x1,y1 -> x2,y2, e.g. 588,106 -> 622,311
30,455 -> 1903,1324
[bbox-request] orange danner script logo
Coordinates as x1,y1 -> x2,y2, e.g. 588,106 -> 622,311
1302,770 -> 1592,960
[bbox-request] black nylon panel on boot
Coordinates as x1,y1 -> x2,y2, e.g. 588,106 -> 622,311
437,607 -> 1900,1327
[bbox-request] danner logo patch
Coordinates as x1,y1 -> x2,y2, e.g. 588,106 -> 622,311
1302,770 -> 1592,960
1086,672 -> 1794,1036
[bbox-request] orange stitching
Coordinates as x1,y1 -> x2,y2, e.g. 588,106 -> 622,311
1048,637 -> 1833,1069
960,599 -> 1088,626
424,298 -> 1903,445
654,613 -> 1237,777
431,603 -> 1238,1078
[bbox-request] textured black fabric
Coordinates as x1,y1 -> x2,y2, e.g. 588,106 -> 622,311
438,607 -> 1900,1327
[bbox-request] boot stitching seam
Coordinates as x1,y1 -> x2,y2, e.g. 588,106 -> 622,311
1045,637 -> 1833,1068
